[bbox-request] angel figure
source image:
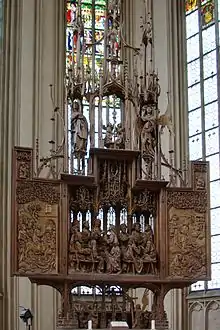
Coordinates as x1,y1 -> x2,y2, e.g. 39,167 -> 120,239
136,104 -> 157,179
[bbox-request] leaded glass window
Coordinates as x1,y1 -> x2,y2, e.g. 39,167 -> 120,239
185,0 -> 220,290
66,0 -> 121,174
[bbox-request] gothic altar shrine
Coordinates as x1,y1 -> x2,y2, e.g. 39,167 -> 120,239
11,146 -> 211,329
11,0 -> 211,329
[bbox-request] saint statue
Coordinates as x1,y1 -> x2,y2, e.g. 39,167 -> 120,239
137,104 -> 157,179
71,101 -> 88,158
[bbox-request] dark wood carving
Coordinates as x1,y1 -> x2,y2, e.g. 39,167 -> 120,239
166,161 -> 211,281
11,148 -> 210,330
15,180 -> 60,274
12,147 -> 61,275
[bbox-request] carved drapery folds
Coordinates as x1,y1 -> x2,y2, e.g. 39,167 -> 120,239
167,162 -> 210,280
68,220 -> 158,275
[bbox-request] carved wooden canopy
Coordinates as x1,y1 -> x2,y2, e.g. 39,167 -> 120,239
11,146 -> 211,292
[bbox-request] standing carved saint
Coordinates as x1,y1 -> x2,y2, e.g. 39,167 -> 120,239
108,22 -> 120,58
137,104 -> 157,179
71,101 -> 88,158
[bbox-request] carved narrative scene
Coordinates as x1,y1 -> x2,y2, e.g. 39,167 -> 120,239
14,173 -> 60,275
11,0 -> 212,329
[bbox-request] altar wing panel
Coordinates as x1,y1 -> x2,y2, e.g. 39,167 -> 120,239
11,147 -> 62,276
166,161 -> 211,281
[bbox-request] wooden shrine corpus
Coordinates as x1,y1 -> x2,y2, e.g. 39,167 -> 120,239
11,146 -> 211,329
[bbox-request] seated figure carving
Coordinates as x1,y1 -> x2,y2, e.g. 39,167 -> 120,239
68,219 -> 158,275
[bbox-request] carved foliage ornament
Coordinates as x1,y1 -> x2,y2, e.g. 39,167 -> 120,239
70,186 -> 94,211
16,181 -> 60,204
167,190 -> 207,213
133,189 -> 157,215
99,160 -> 128,207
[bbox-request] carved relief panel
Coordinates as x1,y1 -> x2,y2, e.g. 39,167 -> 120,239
12,148 -> 62,275
166,162 -> 211,281
13,147 -> 33,180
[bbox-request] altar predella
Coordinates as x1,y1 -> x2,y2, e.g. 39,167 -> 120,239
11,0 -> 211,329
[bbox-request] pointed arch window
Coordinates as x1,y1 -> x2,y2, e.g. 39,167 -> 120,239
66,0 -> 122,174
185,0 -> 220,290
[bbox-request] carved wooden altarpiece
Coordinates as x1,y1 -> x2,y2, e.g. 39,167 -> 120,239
11,1 -> 211,329
11,146 -> 211,329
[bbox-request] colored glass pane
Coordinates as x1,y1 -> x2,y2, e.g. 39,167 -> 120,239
66,3 -> 77,25
82,0 -> 92,4
95,0 -> 106,5
95,7 -> 106,29
185,0 -> 197,13
201,1 -> 215,26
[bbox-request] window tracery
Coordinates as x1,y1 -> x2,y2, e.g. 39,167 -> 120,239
185,0 -> 220,291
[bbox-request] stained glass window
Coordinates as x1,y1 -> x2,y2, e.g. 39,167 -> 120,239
185,0 -> 198,13
185,0 -> 220,291
66,0 -> 122,174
